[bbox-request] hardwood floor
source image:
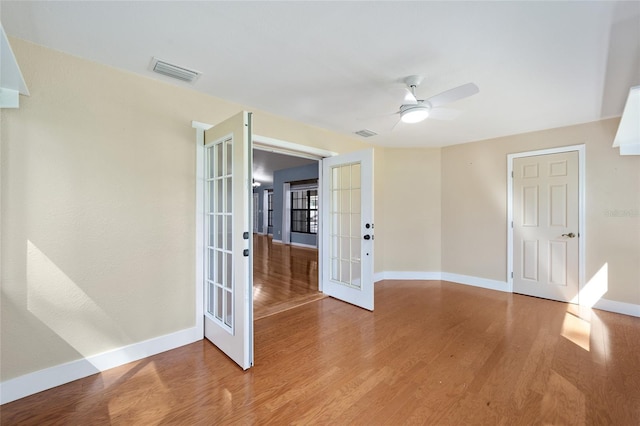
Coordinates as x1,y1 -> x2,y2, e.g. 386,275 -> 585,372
253,234 -> 325,320
3,280 -> 640,425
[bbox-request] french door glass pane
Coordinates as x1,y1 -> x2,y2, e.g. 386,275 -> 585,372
225,215 -> 232,250
216,180 -> 223,213
215,286 -> 223,320
207,149 -> 215,179
351,164 -> 361,188
216,250 -> 223,284
207,249 -> 215,281
225,140 -> 233,174
215,144 -> 223,177
208,282 -> 214,316
341,166 -> 351,189
331,258 -> 340,281
224,289 -> 233,327
216,216 -> 223,248
226,178 -> 232,213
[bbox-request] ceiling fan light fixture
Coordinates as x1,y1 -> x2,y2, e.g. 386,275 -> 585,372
400,106 -> 430,123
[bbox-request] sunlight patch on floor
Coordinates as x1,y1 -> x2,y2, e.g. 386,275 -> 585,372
561,312 -> 591,351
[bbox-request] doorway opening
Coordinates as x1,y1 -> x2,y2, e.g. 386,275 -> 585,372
252,146 -> 325,319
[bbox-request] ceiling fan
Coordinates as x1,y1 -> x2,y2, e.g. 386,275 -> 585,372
396,75 -> 479,124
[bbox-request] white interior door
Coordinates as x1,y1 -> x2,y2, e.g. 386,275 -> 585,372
513,151 -> 579,302
203,111 -> 253,369
321,148 -> 374,310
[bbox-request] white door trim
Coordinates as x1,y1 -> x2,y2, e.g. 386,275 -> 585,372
192,121 -> 212,338
507,144 -> 585,304
253,135 -> 337,160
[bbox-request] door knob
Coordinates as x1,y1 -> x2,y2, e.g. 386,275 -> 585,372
561,232 -> 576,238
363,234 -> 371,240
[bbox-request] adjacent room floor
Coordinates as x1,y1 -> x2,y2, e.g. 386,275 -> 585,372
253,234 -> 325,319
3,280 -> 639,425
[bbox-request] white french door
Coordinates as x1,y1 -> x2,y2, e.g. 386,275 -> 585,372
512,150 -> 579,303
203,111 -> 253,369
321,148 -> 374,311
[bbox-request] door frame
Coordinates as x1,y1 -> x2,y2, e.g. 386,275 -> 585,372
193,124 -> 337,337
506,144 -> 585,304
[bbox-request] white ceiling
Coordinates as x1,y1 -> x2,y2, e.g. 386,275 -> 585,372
253,149 -> 316,187
2,1 -> 639,148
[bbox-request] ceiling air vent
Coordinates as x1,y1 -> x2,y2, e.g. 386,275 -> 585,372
355,129 -> 378,138
149,57 -> 201,83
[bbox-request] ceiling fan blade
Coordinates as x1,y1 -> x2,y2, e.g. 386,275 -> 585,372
389,117 -> 402,132
428,108 -> 461,121
403,88 -> 418,105
425,82 -> 479,108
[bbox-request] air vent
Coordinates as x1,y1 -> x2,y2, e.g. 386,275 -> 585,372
149,57 -> 201,83
355,129 -> 378,138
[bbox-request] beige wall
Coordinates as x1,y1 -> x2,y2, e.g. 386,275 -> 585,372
376,147 -> 441,273
442,119 -> 640,305
0,39 -> 369,381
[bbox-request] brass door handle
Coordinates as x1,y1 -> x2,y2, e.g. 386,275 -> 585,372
561,232 -> 576,238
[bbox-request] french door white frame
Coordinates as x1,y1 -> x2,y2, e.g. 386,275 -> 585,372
192,124 -> 336,336
506,144 -> 586,305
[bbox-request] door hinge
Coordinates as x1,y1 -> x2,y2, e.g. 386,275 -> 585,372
511,271 -> 513,278
511,171 -> 514,178
511,221 -> 513,228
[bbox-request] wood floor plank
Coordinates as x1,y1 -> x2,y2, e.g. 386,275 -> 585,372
3,280 -> 640,425
252,234 -> 324,320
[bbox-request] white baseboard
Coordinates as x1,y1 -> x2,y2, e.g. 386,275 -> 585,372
290,242 -> 317,249
376,271 -> 639,317
0,326 -> 201,405
440,272 -> 510,293
272,239 -> 283,244
377,271 -> 508,292
374,271 -> 442,282
592,298 -> 640,317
